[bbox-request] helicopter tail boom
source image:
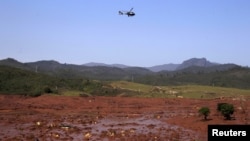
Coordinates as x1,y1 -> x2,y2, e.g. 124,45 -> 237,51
118,11 -> 123,15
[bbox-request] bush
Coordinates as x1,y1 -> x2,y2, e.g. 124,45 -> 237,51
44,86 -> 53,93
29,87 -> 43,97
217,103 -> 227,111
198,107 -> 210,120
217,103 -> 234,120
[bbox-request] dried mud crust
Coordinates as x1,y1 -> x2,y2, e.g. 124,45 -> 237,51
0,95 -> 249,141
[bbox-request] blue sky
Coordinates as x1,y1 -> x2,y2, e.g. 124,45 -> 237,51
1,0 -> 250,67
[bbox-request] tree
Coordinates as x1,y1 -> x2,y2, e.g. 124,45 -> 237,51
198,107 -> 210,120
217,103 -> 227,111
217,103 -> 234,120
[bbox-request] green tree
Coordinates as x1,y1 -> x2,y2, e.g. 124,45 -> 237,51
198,107 -> 210,120
217,103 -> 234,120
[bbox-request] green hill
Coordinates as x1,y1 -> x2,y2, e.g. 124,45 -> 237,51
1,58 -> 250,95
1,64 -> 250,99
136,66 -> 250,89
0,65 -> 92,96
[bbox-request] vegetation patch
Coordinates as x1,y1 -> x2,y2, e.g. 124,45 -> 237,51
1,65 -> 250,99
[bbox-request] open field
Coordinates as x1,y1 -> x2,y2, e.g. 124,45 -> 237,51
110,81 -> 250,99
0,94 -> 249,141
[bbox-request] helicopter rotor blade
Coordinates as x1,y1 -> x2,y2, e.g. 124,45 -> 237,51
129,8 -> 133,12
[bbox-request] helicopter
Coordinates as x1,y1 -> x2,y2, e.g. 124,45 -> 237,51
119,8 -> 135,17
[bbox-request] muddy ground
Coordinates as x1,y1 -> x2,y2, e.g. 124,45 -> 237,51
0,95 -> 249,141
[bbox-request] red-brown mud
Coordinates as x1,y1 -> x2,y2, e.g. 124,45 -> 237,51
0,95 -> 249,141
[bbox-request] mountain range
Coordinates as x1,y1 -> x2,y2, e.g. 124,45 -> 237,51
0,57 -> 235,73
82,57 -> 220,72
1,57 -> 250,89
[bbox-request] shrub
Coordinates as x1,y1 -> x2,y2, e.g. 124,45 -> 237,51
29,87 -> 42,97
217,103 -> 234,120
198,107 -> 210,120
44,86 -> 53,93
217,103 -> 227,111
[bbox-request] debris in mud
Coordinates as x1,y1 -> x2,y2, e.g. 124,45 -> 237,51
84,132 -> 92,139
36,121 -> 41,126
0,95 -> 249,140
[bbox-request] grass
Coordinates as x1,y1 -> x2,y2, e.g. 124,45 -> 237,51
59,90 -> 83,96
109,81 -> 250,99
168,85 -> 250,99
110,81 -> 154,93
47,81 -> 250,99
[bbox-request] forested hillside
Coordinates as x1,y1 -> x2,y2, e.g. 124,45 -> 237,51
136,66 -> 250,89
1,58 -> 250,96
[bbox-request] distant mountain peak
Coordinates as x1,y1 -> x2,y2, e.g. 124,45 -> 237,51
176,57 -> 219,70
0,58 -> 24,67
28,60 -> 61,66
2,58 -> 19,63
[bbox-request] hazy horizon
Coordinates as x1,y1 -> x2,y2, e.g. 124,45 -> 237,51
2,57 -> 247,68
1,0 -> 250,67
